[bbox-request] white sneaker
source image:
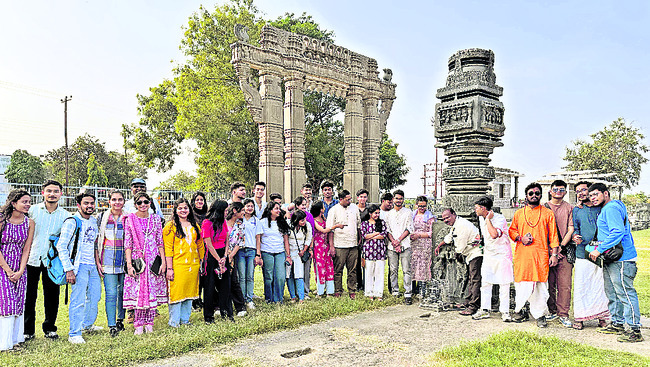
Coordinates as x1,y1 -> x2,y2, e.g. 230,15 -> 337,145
304,295 -> 310,300
472,309 -> 490,320
237,310 -> 247,317
247,301 -> 256,310
82,325 -> 104,333
68,335 -> 85,344
502,312 -> 513,322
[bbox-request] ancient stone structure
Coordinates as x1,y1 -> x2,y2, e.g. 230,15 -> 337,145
433,49 -> 505,217
231,25 -> 396,202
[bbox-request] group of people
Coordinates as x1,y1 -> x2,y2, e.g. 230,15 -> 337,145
0,177 -> 643,352
460,180 -> 642,344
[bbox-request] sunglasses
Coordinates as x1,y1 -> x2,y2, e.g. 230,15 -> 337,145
527,191 -> 542,196
551,188 -> 566,193
417,205 -> 427,208
576,188 -> 588,194
136,200 -> 150,205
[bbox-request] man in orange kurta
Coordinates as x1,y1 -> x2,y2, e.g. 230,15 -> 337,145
509,182 -> 559,327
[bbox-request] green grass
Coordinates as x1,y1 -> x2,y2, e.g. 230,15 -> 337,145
429,330 -> 649,367
0,266 -> 400,367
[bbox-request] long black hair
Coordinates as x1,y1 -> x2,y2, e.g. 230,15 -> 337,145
191,191 -> 207,216
310,200 -> 323,219
261,201 -> 289,234
169,198 -> 200,242
0,189 -> 31,235
366,204 -> 384,233
243,198 -> 256,217
290,209 -> 308,235
207,200 -> 229,236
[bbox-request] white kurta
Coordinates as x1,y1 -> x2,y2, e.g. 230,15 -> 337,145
479,214 -> 514,284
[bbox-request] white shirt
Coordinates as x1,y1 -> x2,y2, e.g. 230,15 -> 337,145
242,215 -> 260,249
386,207 -> 414,250
443,216 -> 482,264
251,197 -> 267,220
27,203 -> 71,267
326,203 -> 360,248
479,213 -> 514,284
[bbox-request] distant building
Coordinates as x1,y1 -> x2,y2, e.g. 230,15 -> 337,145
487,167 -> 522,209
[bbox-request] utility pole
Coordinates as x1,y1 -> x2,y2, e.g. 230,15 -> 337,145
61,96 -> 72,205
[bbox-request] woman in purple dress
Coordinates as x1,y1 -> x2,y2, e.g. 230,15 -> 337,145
360,204 -> 388,300
0,189 -> 34,351
124,192 -> 168,335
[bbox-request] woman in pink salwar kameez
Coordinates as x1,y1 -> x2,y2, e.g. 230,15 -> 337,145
124,192 -> 168,334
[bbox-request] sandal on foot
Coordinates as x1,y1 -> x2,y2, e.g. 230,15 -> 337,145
572,322 -> 584,330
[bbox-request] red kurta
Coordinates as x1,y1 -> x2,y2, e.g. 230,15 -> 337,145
509,205 -> 559,283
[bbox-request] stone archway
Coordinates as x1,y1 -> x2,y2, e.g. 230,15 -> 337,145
230,25 -> 396,202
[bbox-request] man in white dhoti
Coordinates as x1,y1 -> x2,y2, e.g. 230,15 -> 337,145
471,197 -> 514,322
571,181 -> 609,330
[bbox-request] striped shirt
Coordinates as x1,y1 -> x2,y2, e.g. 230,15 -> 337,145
27,203 -> 71,267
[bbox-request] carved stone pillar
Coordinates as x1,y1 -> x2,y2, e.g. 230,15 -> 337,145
283,76 -> 306,201
362,96 -> 381,202
434,49 -> 505,217
259,72 -> 285,199
344,86 -> 364,196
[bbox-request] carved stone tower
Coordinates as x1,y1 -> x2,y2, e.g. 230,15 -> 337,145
433,49 -> 505,217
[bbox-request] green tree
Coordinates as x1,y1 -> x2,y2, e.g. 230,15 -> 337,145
45,134 -> 146,188
155,170 -> 199,192
379,134 -> 410,191
563,118 -> 648,190
85,153 -> 108,187
5,149 -> 45,184
622,192 -> 650,208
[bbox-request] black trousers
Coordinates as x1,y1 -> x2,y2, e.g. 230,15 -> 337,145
464,256 -> 483,312
24,264 -> 60,335
203,249 -> 232,320
356,245 -> 364,290
230,261 -> 246,313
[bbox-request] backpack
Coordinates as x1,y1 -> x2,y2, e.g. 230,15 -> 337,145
46,217 -> 82,286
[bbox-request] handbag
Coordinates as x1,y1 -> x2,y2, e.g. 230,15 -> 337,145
150,255 -> 162,275
131,258 -> 145,274
586,215 -> 627,267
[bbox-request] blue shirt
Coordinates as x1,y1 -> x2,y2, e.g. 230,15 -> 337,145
323,199 -> 339,219
572,204 -> 601,259
596,200 -> 636,261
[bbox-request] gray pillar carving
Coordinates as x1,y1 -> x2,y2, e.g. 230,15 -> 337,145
283,75 -> 306,201
362,96 -> 381,202
344,86 -> 364,196
259,72 -> 285,199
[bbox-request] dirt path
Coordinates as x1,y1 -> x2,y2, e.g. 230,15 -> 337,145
141,305 -> 649,367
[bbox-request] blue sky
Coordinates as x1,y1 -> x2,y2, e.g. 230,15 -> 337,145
1,0 -> 648,197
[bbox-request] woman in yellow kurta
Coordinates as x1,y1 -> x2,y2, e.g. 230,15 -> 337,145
164,198 -> 205,327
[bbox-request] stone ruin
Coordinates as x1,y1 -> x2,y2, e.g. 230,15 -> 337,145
230,25 -> 396,202
433,48 -> 506,217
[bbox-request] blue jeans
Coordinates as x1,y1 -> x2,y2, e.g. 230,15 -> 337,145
237,248 -> 256,303
314,266 -> 334,295
603,261 -> 641,329
103,273 -> 125,327
261,251 -> 286,303
286,277 -> 305,300
168,299 -> 193,327
69,264 -> 101,337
